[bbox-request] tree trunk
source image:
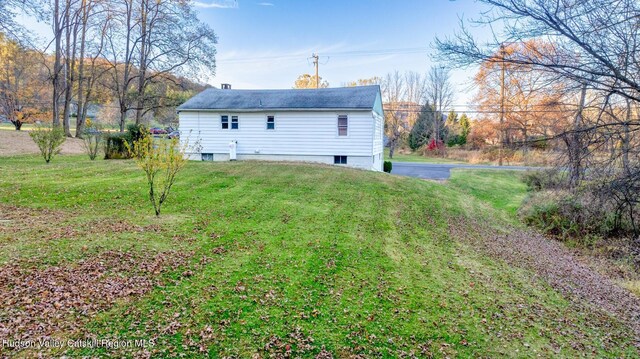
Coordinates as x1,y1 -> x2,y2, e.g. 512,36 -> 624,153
119,108 -> 126,132
61,0 -> 75,137
135,0 -> 148,124
52,0 -> 62,127
117,0 -> 134,133
622,99 -> 631,175
75,0 -> 88,138
568,83 -> 587,188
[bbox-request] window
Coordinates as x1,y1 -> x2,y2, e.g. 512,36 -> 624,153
334,155 -> 347,164
201,153 -> 213,161
338,115 -> 348,136
221,115 -> 229,129
266,115 -> 275,130
231,116 -> 239,129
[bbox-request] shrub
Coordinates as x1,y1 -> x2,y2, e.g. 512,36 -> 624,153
127,123 -> 146,142
104,132 -> 130,159
446,134 -> 466,147
81,126 -> 103,160
29,124 -> 66,163
104,124 -> 147,159
522,169 -> 565,192
125,132 -> 187,216
519,190 -> 616,244
426,138 -> 444,151
383,161 -> 392,173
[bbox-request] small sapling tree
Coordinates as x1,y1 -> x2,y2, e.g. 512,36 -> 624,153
29,124 -> 66,163
126,132 -> 187,216
81,123 -> 103,160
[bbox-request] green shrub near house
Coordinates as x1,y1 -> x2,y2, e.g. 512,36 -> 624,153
383,160 -> 392,173
104,124 -> 146,159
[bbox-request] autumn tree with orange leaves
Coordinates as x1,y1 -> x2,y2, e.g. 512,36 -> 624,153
0,34 -> 50,130
473,40 -> 570,150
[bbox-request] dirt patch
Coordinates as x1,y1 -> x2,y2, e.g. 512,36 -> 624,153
449,218 -> 640,339
0,250 -> 191,346
0,130 -> 85,156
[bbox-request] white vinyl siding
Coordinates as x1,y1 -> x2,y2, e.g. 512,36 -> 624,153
181,111 -> 375,157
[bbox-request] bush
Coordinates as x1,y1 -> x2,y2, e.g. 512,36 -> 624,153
104,124 -> 147,159
383,161 -> 392,173
446,134 -> 466,147
29,124 -> 66,163
104,132 -> 130,159
127,123 -> 146,142
521,169 -> 565,191
81,127 -> 103,160
519,190 -> 616,244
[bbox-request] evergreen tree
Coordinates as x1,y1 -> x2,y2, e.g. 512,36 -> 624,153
459,113 -> 471,138
408,104 -> 439,150
446,110 -> 458,127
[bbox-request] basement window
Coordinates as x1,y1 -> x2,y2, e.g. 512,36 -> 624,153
221,115 -> 229,129
334,155 -> 347,164
231,116 -> 239,129
267,115 -> 275,130
338,115 -> 348,136
201,153 -> 213,161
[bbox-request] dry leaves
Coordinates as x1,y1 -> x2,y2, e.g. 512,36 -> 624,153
0,250 -> 191,343
448,217 -> 640,339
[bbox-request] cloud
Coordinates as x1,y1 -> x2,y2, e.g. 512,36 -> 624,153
257,2 -> 274,5
193,0 -> 238,9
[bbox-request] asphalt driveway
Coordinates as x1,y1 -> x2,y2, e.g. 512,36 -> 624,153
391,162 -> 536,180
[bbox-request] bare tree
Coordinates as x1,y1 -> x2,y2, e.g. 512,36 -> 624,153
132,0 -> 217,124
425,66 -> 454,145
102,0 -> 216,131
0,0 -> 43,42
51,0 -> 63,127
381,71 -> 429,158
436,0 -> 640,233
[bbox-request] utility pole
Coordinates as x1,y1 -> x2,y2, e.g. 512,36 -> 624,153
312,53 -> 319,88
499,44 -> 506,166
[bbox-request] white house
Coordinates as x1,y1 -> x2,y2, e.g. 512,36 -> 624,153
176,85 -> 385,171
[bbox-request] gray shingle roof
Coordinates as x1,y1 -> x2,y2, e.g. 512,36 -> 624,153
177,85 -> 380,111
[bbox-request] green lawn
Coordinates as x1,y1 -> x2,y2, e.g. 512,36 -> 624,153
0,155 -> 636,357
384,148 -> 466,164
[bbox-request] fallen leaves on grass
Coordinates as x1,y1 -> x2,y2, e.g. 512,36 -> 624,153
448,217 -> 640,340
0,204 -> 168,242
0,250 -> 191,343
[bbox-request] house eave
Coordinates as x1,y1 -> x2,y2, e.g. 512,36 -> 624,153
177,108 -> 374,113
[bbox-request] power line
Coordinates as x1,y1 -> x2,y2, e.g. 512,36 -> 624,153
216,47 -> 428,64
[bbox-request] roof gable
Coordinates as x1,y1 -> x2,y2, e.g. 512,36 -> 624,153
177,85 -> 381,111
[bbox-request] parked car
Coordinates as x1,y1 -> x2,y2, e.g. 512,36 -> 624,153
149,127 -> 167,135
167,130 -> 180,139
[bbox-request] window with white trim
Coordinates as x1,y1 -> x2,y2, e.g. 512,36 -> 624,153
267,115 -> 275,130
221,115 -> 229,129
334,155 -> 347,164
338,115 -> 348,136
231,115 -> 239,129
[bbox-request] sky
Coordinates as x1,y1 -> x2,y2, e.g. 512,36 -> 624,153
194,0 -> 494,109
17,0 -> 496,111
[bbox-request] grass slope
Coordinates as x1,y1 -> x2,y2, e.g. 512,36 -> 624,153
0,155 -> 636,357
